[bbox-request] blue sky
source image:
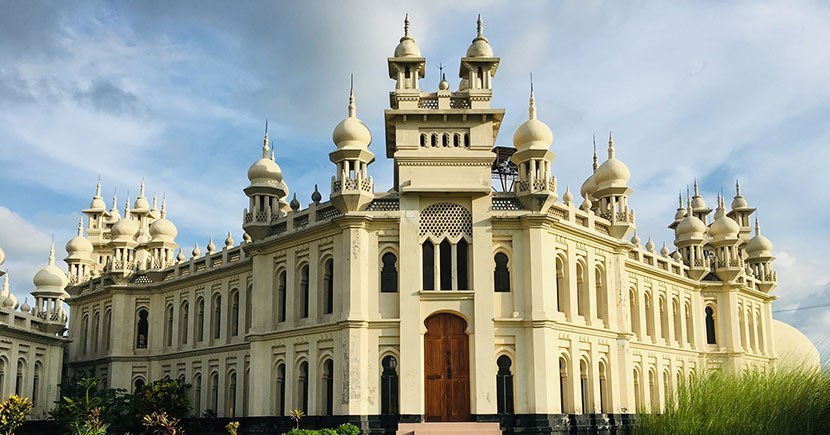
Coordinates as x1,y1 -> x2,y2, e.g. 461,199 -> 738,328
0,1 -> 828,358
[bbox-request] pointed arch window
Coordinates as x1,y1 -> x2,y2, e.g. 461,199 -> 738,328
380,356 -> 398,415
209,372 -> 219,413
245,285 -> 252,333
14,359 -> 24,396
496,355 -> 514,414
494,253 -> 510,292
32,362 -> 41,405
595,267 -> 607,323
275,363 -> 286,416
559,357 -> 571,413
81,314 -> 89,354
104,309 -> 112,350
381,253 -> 398,293
705,306 -> 717,344
422,242 -> 435,290
196,297 -> 205,342
136,309 -> 149,349
630,289 -> 641,337
212,294 -> 222,340
299,265 -> 309,319
229,288 -> 240,337
165,304 -> 174,347
227,370 -> 237,418
193,373 -> 202,416
298,361 -> 309,414
556,257 -> 567,314
92,312 -> 100,353
322,259 -> 334,315
321,359 -> 334,415
180,301 -> 189,345
278,271 -> 287,322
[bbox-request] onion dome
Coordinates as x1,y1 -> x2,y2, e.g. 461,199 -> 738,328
394,14 -> 421,58
133,179 -> 150,211
631,232 -> 641,245
580,139 -> 600,199
645,238 -> 655,252
149,198 -> 177,242
731,179 -> 748,209
513,86 -> 553,152
672,251 -> 683,262
709,194 -> 740,239
176,249 -> 185,263
438,74 -> 450,91
290,193 -> 300,211
333,82 -> 372,150
20,297 -> 31,313
247,126 -> 283,187
4,290 -> 17,309
676,204 -> 706,239
111,201 -> 139,242
224,231 -> 234,248
660,243 -> 670,257
466,15 -> 494,58
690,179 -> 708,210
33,243 -> 69,293
580,195 -> 593,211
594,133 -> 631,188
746,218 -> 773,257
89,178 -> 106,211
311,184 -> 322,204
66,219 -> 93,259
674,192 -> 688,220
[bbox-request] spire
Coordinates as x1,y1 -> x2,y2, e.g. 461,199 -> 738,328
592,135 -> 598,171
124,194 -> 131,217
48,239 -> 55,266
694,178 -> 700,196
348,74 -> 356,118
111,189 -> 118,210
138,178 -> 145,198
262,119 -> 270,158
527,73 -> 536,120
678,191 -> 684,208
736,179 -> 741,196
404,13 -> 411,38
754,216 -> 761,236
95,176 -> 101,197
607,131 -> 615,159
475,14 -> 487,41
160,195 -> 167,219
77,218 -> 84,237
151,193 -> 158,210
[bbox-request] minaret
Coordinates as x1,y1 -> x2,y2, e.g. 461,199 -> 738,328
458,15 -> 500,108
32,242 -> 69,331
510,81 -> 557,212
727,180 -> 755,241
330,78 -> 375,212
109,198 -> 139,274
388,14 -> 425,96
64,218 -> 94,284
745,217 -> 776,292
709,194 -> 743,282
148,197 -> 179,269
132,179 -> 151,231
82,177 -> 107,235
674,197 -> 709,281
593,133 -> 635,239
243,122 -> 287,241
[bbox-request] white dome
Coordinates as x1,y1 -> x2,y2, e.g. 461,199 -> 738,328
110,217 -> 139,241
513,118 -> 552,152
746,233 -> 772,256
33,263 -> 67,290
594,158 -> 630,187
247,157 -> 283,185
150,217 -> 177,241
691,195 -> 707,210
466,39 -> 493,58
709,214 -> 740,239
731,195 -> 748,210
333,117 -> 371,150
134,195 -> 150,211
65,234 -> 93,257
580,173 -> 597,199
89,196 -> 106,210
674,207 -> 688,221
676,214 -> 706,239
394,16 -> 421,58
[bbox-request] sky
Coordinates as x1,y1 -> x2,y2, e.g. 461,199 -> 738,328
0,0 -> 828,359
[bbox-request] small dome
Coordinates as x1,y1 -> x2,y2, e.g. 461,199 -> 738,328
247,157 -> 283,185
89,196 -> 106,210
594,158 -> 630,187
746,219 -> 772,256
150,217 -> 177,241
513,89 -> 552,152
676,213 -> 706,239
438,77 -> 450,91
66,233 -> 93,257
691,195 -> 707,210
709,214 -> 740,239
20,298 -> 31,313
580,174 -> 597,199
134,196 -> 150,211
33,245 -> 68,291
333,85 -> 372,150
3,290 -> 16,309
466,16 -> 493,58
110,216 -> 139,241
732,195 -> 748,210
674,207 -> 688,221
394,15 -> 421,57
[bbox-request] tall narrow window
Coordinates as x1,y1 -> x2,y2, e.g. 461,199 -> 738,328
81,315 -> 89,354
136,309 -> 149,349
0,359 -> 5,398
197,297 -> 205,342
230,289 -> 240,337
32,363 -> 41,405
673,299 -> 682,345
93,312 -> 100,352
556,257 -> 566,314
381,253 -> 398,293
756,312 -> 764,353
245,285 -> 252,333
705,306 -> 717,344
422,242 -> 434,290
298,361 -> 309,413
685,302 -> 694,346
278,271 -> 287,322
580,359 -> 591,413
630,289 -> 640,337
576,263 -> 587,317
212,294 -> 222,340
595,268 -> 607,323
559,357 -> 570,413
439,239 -> 452,290
104,309 -> 112,350
633,369 -> 642,411
494,253 -> 511,292
380,356 -> 398,415
299,265 -> 309,318
166,304 -> 174,347
645,293 -> 655,338
457,239 -> 469,290
649,370 -> 658,412
180,301 -> 189,345
275,363 -> 286,416
323,259 -> 334,314
322,359 -> 334,415
193,373 -> 202,416
210,373 -> 219,413
496,355 -> 514,414
598,361 -> 609,413
660,297 -> 669,342
227,371 -> 237,418
15,359 -> 24,396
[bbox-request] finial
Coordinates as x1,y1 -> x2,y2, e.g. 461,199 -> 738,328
270,150 -> 275,161
563,186 -> 573,204
693,178 -> 699,195
311,184 -> 322,204
151,193 -> 158,210
607,131 -> 615,159
592,135 -> 598,171
660,242 -> 670,257
207,238 -> 216,254
111,189 -> 118,209
77,218 -> 84,237
754,215 -> 761,235
95,176 -> 101,197
477,14 -> 483,37
735,179 -> 741,196
404,14 -> 411,37
678,191 -> 683,208
176,249 -> 185,263
139,178 -> 145,197
124,194 -> 131,216
528,74 -> 537,120
225,231 -> 234,248
348,74 -> 356,118
290,193 -> 300,211
631,231 -> 641,245
645,237 -> 655,252
191,244 -> 201,258
262,119 -> 270,158
48,239 -> 55,266
160,195 -> 167,218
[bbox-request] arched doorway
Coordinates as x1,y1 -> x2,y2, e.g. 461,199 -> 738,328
424,313 -> 470,422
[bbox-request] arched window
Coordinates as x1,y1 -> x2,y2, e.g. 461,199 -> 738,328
630,289 -> 641,337
196,297 -> 205,342
576,263 -> 587,317
32,362 -> 41,405
420,134 -> 427,148
579,359 -> 592,413
229,289 -> 240,337
278,271 -> 287,322
134,377 -> 145,394
748,308 -> 756,353
756,311 -> 764,353
298,361 -> 309,413
81,314 -> 89,354
645,293 -> 655,339
662,369 -> 671,411
633,368 -> 643,411
227,371 -> 237,418
439,239 -> 452,290
595,268 -> 607,323
299,265 -> 309,318
180,301 -> 189,345
556,257 -> 566,314
685,301 -> 694,347
673,299 -> 682,345
496,355 -> 514,414
243,368 -> 250,417
193,373 -> 202,416
322,259 -> 334,315
598,360 -> 609,413
92,312 -> 100,353
739,308 -> 747,350
0,359 -> 5,398
380,356 -> 398,415
275,363 -> 286,416
245,285 -> 252,333
494,253 -> 511,292
559,357 -> 571,413
212,294 -> 222,340
15,359 -> 24,396
660,297 -> 669,342
422,241 -> 435,290
104,309 -> 112,350
648,369 -> 658,411
165,304 -> 174,347
705,306 -> 717,344
322,359 -> 334,415
209,372 -> 219,413
381,253 -> 398,293
136,309 -> 149,348
457,239 -> 469,290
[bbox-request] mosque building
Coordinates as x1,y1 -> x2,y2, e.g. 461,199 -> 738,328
4,14 -> 817,434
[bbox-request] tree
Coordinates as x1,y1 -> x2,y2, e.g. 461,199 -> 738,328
0,395 -> 32,435
49,377 -> 136,433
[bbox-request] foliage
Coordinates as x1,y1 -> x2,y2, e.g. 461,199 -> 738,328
335,423 -> 360,435
142,411 -> 184,435
286,424 -> 359,435
135,377 -> 191,421
225,421 -> 240,435
72,408 -> 109,435
49,377 -> 136,433
0,395 -> 32,435
635,366 -> 830,434
288,409 -> 305,429
201,409 -> 217,419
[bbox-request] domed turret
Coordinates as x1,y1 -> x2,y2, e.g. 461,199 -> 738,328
512,85 -> 553,152
149,199 -> 178,242
329,80 -> 376,213
247,130 -> 284,188
89,177 -> 106,211
108,192 -> 121,221
709,194 -> 740,240
594,134 -> 631,188
66,219 -> 94,259
332,80 -> 372,150
466,15 -> 494,58
111,212 -> 139,243
133,179 -> 150,211
690,179 -> 712,223
592,133 -> 635,239
33,243 -> 69,294
676,209 -> 706,240
746,217 -> 773,258
510,82 -> 557,212
394,14 -> 421,58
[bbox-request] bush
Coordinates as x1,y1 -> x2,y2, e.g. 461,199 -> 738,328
336,423 -> 360,435
0,395 -> 32,435
49,377 -> 136,433
136,377 -> 191,421
142,411 -> 184,435
635,367 -> 830,434
285,424 -> 359,435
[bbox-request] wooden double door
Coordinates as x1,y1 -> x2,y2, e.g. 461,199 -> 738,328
424,313 -> 471,422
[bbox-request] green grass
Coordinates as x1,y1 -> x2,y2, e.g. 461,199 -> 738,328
635,366 -> 830,435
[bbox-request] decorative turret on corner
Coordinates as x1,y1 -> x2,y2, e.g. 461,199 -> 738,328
592,132 -> 635,239
674,196 -> 709,281
388,14 -> 425,109
243,121 -> 287,241
64,218 -> 94,284
745,217 -> 776,292
330,77 -> 375,213
458,15 -> 499,109
510,81 -> 557,212
709,193 -> 744,282
727,180 -> 755,241
32,242 -> 69,332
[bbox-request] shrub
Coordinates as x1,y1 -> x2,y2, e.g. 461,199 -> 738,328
635,366 -> 830,434
136,377 -> 191,421
72,408 -> 109,435
335,424 -> 360,435
286,424 -> 360,435
225,421 -> 240,435
142,411 -> 184,435
0,395 -> 32,435
49,377 -> 135,433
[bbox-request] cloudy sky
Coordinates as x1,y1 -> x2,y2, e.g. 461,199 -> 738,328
0,1 -> 828,358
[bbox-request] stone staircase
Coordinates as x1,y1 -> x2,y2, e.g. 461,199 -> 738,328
396,422 -> 502,435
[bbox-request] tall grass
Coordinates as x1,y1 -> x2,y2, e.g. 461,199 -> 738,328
635,366 -> 830,434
